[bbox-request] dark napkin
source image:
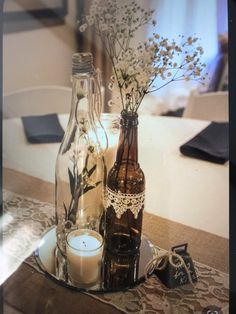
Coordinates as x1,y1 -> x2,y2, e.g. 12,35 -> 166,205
22,113 -> 64,144
180,122 -> 228,164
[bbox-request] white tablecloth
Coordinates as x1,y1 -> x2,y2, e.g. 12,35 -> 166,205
3,114 -> 229,238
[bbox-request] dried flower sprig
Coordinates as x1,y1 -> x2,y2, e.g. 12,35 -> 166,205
79,0 -> 207,113
64,152 -> 101,225
64,119 -> 101,225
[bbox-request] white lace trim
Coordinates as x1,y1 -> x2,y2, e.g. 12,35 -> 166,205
105,186 -> 145,219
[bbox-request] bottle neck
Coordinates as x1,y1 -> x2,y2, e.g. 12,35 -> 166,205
116,113 -> 139,165
69,52 -> 97,123
70,73 -> 94,122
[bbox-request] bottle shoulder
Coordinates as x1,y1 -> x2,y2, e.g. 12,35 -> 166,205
107,163 -> 145,193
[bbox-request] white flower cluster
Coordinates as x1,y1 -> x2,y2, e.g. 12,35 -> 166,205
69,118 -> 95,164
79,0 -> 207,113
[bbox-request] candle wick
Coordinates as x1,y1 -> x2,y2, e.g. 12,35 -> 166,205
82,241 -> 86,248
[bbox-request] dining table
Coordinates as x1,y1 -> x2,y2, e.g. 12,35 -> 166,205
2,113 -> 229,313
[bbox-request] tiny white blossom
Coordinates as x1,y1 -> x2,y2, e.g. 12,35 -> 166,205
108,99 -> 114,107
108,82 -> 114,90
79,23 -> 87,32
187,37 -> 193,45
86,16 -> 94,25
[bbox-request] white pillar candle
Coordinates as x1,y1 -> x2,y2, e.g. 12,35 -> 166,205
66,229 -> 104,285
104,133 -> 119,172
101,113 -> 120,172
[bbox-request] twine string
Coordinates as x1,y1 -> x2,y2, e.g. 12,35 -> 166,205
145,251 -> 194,286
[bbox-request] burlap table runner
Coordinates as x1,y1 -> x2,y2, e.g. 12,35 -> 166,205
3,190 -> 229,313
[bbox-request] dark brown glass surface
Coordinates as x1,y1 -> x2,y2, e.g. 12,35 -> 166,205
103,248 -> 140,290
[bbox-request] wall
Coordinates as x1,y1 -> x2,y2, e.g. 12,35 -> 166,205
3,0 -> 77,94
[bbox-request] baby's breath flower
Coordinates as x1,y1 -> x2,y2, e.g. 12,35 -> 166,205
185,55 -> 195,62
86,16 -> 94,25
79,23 -> 87,32
108,82 -> 114,90
197,46 -> 204,54
187,36 -> 193,44
108,99 -> 114,107
78,0 -> 206,113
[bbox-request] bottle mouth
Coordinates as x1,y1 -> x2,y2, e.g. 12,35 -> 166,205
120,111 -> 138,127
72,52 -> 94,75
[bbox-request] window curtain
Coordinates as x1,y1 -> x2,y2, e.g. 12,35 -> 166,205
145,0 -> 228,111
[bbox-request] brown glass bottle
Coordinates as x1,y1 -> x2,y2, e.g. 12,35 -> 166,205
103,248 -> 140,290
104,112 -> 145,255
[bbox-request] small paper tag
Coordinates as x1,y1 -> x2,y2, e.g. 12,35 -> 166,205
171,243 -> 188,255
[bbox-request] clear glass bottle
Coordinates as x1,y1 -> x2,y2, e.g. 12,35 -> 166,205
55,53 -> 107,279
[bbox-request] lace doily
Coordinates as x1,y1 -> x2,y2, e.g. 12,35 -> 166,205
105,187 -> 145,219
